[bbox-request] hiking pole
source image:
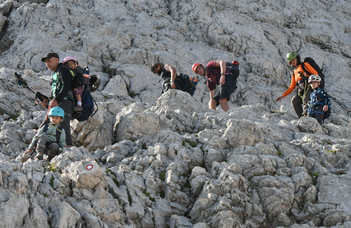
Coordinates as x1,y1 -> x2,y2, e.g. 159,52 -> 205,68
15,72 -> 49,106
328,94 -> 351,115
15,72 -> 36,94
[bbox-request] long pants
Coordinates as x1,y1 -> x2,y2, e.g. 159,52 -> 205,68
291,89 -> 312,118
40,99 -> 74,146
36,133 -> 60,156
308,106 -> 331,125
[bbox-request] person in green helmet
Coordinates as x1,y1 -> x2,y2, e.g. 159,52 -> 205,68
276,51 -> 319,118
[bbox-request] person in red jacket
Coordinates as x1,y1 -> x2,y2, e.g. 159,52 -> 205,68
276,51 -> 319,118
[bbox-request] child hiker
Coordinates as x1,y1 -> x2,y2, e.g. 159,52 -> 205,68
62,56 -> 90,112
21,107 -> 66,162
307,75 -> 331,124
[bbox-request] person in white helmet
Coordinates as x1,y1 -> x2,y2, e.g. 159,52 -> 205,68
307,74 -> 331,124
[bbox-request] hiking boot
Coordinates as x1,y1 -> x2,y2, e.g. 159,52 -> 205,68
34,151 -> 44,160
21,151 -> 35,163
74,105 -> 83,112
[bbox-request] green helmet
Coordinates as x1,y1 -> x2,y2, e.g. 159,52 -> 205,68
286,51 -> 298,62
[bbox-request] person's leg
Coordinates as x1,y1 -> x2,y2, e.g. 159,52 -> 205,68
219,98 -> 229,112
323,108 -> 331,120
34,133 -> 49,160
59,100 -> 74,146
209,93 -> 220,110
36,133 -> 48,153
291,95 -> 303,118
302,89 -> 312,117
208,99 -> 217,110
219,74 -> 236,112
46,143 -> 60,160
314,106 -> 324,125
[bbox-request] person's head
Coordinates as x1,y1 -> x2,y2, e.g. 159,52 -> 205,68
192,63 -> 205,76
151,63 -> 164,75
41,52 -> 59,71
308,74 -> 322,89
286,51 -> 301,67
62,56 -> 79,69
48,107 -> 64,125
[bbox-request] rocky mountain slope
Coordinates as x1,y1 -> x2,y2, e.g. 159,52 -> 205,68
0,0 -> 351,227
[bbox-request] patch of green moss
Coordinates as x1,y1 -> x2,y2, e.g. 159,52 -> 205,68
159,171 -> 166,182
48,164 -> 56,172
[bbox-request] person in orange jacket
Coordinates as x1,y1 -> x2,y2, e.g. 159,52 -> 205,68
276,51 -> 319,118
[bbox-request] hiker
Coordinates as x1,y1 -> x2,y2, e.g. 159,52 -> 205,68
21,107 -> 66,162
151,63 -> 197,96
307,75 -> 331,124
192,60 -> 239,112
40,52 -> 74,146
62,56 -> 89,112
276,51 -> 319,118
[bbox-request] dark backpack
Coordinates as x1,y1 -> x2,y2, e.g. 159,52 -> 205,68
226,61 -> 240,79
43,124 -> 63,143
301,57 -> 325,89
174,74 -> 197,96
208,61 -> 240,81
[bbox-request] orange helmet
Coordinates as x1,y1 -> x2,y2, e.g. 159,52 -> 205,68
192,63 -> 203,73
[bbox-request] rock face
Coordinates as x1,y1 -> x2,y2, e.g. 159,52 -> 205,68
0,0 -> 351,227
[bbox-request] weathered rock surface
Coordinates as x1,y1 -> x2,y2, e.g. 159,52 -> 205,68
0,0 -> 350,227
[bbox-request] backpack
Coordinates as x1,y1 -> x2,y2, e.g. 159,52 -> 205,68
226,61 -> 240,79
208,61 -> 240,81
161,72 -> 198,97
43,124 -> 63,143
174,74 -> 197,96
301,57 -> 325,89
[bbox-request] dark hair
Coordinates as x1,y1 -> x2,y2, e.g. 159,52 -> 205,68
295,55 -> 301,65
151,63 -> 164,74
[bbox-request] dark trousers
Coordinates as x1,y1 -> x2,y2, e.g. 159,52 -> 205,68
291,89 -> 312,118
308,106 -> 331,125
36,133 -> 60,156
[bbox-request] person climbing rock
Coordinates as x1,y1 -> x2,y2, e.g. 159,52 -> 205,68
192,60 -> 239,112
276,51 -> 319,118
151,63 -> 197,96
307,75 -> 331,124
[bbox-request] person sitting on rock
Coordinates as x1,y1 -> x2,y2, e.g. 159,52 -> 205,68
21,107 -> 66,162
192,60 -> 239,112
151,63 -> 197,96
276,51 -> 319,118
307,75 -> 331,124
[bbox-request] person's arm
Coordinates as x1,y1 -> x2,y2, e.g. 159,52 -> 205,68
212,61 -> 226,85
58,128 -> 67,148
320,90 -> 330,112
164,64 -> 177,89
210,90 -> 215,99
276,73 -> 297,101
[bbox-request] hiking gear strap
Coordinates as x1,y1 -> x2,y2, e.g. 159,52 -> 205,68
43,124 -> 63,143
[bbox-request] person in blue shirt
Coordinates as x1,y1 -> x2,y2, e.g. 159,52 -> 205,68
307,75 -> 331,124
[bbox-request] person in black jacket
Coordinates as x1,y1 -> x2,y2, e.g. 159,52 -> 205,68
151,63 -> 196,96
40,52 -> 74,146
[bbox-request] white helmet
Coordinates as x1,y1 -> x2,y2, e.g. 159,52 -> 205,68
308,74 -> 322,84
